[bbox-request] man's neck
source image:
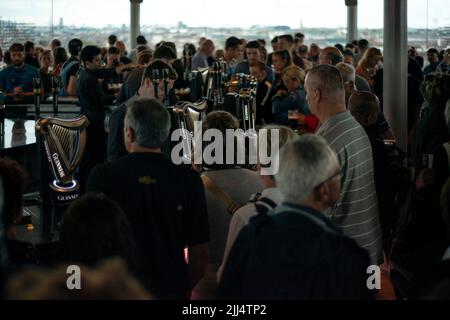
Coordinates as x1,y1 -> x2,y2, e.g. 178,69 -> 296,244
292,197 -> 327,213
316,103 -> 346,124
14,63 -> 25,69
129,145 -> 161,154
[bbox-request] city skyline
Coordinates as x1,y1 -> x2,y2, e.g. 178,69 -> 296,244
0,0 -> 449,29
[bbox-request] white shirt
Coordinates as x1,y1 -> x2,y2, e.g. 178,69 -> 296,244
216,187 -> 283,283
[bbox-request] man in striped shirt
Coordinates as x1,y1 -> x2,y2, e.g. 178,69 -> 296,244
304,64 -> 383,265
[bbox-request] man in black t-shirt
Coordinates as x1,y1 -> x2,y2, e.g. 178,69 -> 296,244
60,38 -> 83,96
88,98 -> 209,299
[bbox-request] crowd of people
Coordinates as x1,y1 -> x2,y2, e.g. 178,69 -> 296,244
0,31 -> 450,300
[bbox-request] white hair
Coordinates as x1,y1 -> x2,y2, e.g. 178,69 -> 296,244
275,134 -> 339,203
336,62 -> 356,83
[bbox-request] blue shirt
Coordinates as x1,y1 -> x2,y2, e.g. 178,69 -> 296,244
191,51 -> 209,70
272,86 -> 309,125
0,64 -> 40,94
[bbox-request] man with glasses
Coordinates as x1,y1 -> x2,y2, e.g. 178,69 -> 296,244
305,65 -> 383,266
219,135 -> 372,299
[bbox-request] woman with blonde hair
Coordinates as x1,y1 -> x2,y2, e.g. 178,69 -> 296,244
272,65 -> 311,127
356,47 -> 382,89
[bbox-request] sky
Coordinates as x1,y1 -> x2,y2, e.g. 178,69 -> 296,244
0,0 -> 449,29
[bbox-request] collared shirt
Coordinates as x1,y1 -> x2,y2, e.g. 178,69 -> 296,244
0,64 -> 40,94
217,187 -> 283,282
316,110 -> 383,265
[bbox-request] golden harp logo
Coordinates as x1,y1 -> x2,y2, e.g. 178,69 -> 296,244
138,176 -> 157,185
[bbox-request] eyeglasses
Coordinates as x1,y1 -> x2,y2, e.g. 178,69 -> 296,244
314,168 -> 343,189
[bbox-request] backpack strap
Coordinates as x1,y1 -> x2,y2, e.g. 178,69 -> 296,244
201,175 -> 241,215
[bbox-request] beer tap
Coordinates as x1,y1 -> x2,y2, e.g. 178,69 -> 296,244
162,68 -> 170,108
52,76 -> 60,116
33,77 -> 41,118
152,69 -> 160,101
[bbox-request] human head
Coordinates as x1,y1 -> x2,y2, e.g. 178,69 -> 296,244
343,49 -> 355,65
153,45 -> 177,64
426,48 -> 439,64
39,50 -> 53,70
304,64 -> 346,117
124,98 -> 171,151
51,39 -> 61,51
358,39 -> 369,52
358,47 -> 382,69
297,44 -> 309,59
309,43 -> 320,59
215,49 -> 225,61
258,125 -> 296,187
276,135 -> 341,210
348,91 -> 380,127
201,111 -> 240,169
24,41 -> 35,55
335,44 -> 344,53
336,62 -> 356,101
59,193 -> 136,268
68,38 -> 83,57
278,34 -> 295,51
9,43 -> 25,67
249,61 -> 267,83
225,36 -> 244,60
80,45 -> 102,71
108,34 -> 118,47
345,43 -> 356,53
272,50 -> 292,73
106,46 -> 120,67
137,49 -> 153,65
136,35 -> 147,46
6,258 -> 151,299
53,47 -> 68,66
244,41 -> 261,65
200,39 -> 215,57
282,65 -> 305,92
295,32 -> 305,46
318,46 -> 344,65
271,36 -> 279,52
444,48 -> 450,65
115,41 -> 126,56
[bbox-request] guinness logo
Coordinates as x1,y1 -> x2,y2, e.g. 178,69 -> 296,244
138,176 -> 157,185
52,153 -> 65,178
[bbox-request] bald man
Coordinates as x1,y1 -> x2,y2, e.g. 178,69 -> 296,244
349,91 -> 396,248
305,65 -> 383,265
336,62 -> 395,140
319,46 -> 371,92
192,39 -> 215,69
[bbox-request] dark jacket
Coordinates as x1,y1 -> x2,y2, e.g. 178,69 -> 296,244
219,203 -> 373,300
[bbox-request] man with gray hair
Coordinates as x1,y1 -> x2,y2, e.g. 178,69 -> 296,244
87,97 -> 210,299
319,46 -> 371,92
305,64 -> 383,265
219,135 -> 372,299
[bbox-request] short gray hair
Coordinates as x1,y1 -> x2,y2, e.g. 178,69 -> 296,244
305,64 -> 345,104
124,97 -> 171,148
336,62 -> 355,83
275,134 -> 339,203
